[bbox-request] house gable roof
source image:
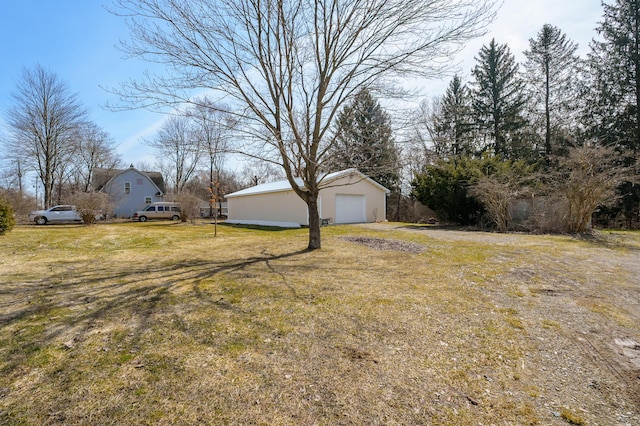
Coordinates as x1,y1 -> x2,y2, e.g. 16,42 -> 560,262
226,168 -> 389,198
92,166 -> 166,194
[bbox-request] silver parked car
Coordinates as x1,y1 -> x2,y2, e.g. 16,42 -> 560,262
29,205 -> 82,225
132,202 -> 181,222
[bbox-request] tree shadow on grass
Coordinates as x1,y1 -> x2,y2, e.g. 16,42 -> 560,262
0,248 -> 311,379
573,230 -> 640,252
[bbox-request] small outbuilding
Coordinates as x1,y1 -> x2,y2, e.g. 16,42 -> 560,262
225,168 -> 389,228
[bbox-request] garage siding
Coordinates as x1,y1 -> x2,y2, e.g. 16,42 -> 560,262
227,191 -> 308,225
226,169 -> 389,226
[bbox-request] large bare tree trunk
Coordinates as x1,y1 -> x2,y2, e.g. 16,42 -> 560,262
307,198 -> 321,250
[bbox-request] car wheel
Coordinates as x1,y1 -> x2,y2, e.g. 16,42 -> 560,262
35,216 -> 47,225
171,215 -> 180,221
139,216 -> 148,222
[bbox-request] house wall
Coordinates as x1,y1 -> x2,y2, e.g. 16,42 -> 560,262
103,169 -> 164,218
227,174 -> 387,226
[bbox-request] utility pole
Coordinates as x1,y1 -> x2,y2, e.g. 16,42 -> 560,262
17,160 -> 23,194
34,176 -> 39,209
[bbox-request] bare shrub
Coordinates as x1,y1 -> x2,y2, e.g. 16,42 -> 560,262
175,192 -> 203,224
546,145 -> 637,233
470,175 -> 527,232
0,188 -> 37,220
67,192 -> 110,225
481,146 -> 637,234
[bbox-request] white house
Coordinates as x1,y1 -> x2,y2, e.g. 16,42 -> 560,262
225,169 -> 389,228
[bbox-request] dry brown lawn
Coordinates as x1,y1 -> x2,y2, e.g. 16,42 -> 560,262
0,221 -> 639,425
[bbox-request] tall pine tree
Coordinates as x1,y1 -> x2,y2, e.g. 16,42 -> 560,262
524,24 -> 581,155
434,75 -> 477,160
326,89 -> 400,190
472,39 -> 529,159
585,0 -> 640,226
587,0 -> 640,152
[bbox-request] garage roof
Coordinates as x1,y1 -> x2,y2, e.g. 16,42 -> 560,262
226,168 -> 389,198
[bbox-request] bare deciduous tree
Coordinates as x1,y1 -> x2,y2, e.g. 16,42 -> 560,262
73,122 -> 122,192
111,0 -> 497,249
405,99 -> 441,174
240,159 -> 285,187
146,115 -> 202,194
5,65 -> 87,208
187,98 -> 234,217
67,191 -> 110,225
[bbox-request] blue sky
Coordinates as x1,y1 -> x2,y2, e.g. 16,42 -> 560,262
1,0 -> 603,168
0,1 -> 163,166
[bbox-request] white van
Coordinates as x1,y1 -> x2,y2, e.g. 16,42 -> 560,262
133,202 -> 181,222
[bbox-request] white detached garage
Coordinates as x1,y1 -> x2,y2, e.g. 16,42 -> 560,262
226,169 -> 389,227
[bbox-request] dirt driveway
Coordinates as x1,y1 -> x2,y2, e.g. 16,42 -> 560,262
360,223 -> 640,425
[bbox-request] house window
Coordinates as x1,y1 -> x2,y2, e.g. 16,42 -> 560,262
137,178 -> 143,185
124,182 -> 131,194
145,197 -> 152,204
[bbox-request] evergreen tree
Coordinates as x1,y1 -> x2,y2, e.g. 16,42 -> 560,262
584,0 -> 640,227
411,157 -> 484,225
472,39 -> 529,159
524,24 -> 581,155
433,75 -> 477,159
326,89 -> 400,190
0,197 -> 16,236
586,0 -> 640,152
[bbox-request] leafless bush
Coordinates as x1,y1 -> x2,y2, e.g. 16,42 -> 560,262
470,175 -> 527,232
0,189 -> 37,220
545,145 -> 637,233
175,192 -> 203,223
67,192 -> 110,225
475,146 -> 637,234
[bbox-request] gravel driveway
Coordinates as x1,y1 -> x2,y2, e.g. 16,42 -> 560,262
357,223 -> 640,425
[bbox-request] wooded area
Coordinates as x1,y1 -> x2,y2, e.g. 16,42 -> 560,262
408,1 -> 640,232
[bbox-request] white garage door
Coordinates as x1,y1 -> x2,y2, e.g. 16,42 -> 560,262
335,194 -> 366,224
